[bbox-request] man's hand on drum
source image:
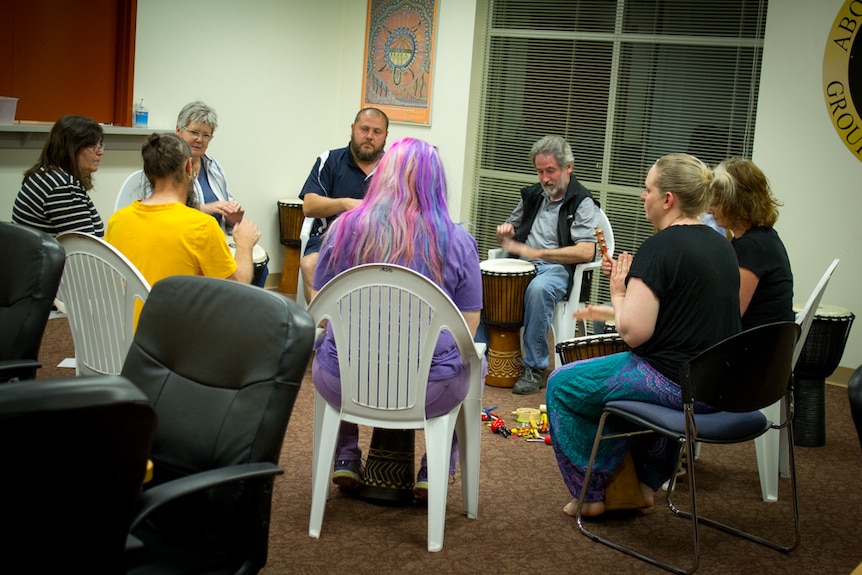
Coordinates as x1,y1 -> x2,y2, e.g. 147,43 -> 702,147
496,222 -> 515,244
232,218 -> 260,249
500,237 -> 537,260
573,304 -> 615,322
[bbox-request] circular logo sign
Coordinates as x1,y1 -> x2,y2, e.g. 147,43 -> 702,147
824,1 -> 862,161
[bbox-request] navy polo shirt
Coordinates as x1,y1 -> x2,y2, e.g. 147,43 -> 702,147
299,144 -> 373,237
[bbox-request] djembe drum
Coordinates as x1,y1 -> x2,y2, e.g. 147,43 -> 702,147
359,428 -> 415,505
228,241 -> 270,287
480,259 -> 537,387
555,333 -> 630,366
792,304 -> 855,447
277,199 -> 305,294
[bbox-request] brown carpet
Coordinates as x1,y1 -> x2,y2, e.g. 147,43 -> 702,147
36,317 -> 862,574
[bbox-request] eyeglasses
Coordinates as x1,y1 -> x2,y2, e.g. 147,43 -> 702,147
88,142 -> 105,152
182,127 -> 213,142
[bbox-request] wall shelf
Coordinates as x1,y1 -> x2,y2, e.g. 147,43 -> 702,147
0,123 -> 153,151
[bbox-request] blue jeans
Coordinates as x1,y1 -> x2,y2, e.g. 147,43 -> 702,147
523,264 -> 568,371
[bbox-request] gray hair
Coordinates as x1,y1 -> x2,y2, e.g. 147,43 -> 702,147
176,101 -> 218,132
529,135 -> 574,171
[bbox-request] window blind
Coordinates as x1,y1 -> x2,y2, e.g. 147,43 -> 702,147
470,0 -> 767,307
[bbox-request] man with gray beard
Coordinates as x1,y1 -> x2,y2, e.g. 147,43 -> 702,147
495,135 -> 599,395
298,108 -> 389,303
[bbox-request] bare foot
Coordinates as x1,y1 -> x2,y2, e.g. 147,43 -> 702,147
563,499 -> 605,517
640,483 -> 655,508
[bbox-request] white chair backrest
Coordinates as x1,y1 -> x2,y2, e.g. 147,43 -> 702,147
596,207 -> 614,258
307,263 -> 478,427
56,232 -> 151,376
114,170 -> 151,213
793,258 -> 840,367
295,217 -> 314,309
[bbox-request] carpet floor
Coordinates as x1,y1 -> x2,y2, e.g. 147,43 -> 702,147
36,316 -> 862,575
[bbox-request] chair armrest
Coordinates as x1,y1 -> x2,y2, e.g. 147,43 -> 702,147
314,326 -> 327,347
573,260 -> 601,274
0,359 -> 42,382
564,260 -> 603,307
129,461 -> 283,531
487,248 -> 506,259
300,217 -> 313,241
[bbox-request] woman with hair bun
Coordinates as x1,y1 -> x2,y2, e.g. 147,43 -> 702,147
106,132 -> 260,286
549,153 -> 741,518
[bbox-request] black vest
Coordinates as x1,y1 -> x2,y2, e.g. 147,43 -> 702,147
511,177 -> 597,299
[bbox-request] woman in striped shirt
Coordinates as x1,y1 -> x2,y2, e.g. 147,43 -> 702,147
12,115 -> 105,237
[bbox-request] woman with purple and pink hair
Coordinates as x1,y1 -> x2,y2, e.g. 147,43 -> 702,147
310,137 -> 484,501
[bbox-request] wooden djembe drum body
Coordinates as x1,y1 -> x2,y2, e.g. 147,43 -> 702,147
277,199 -> 305,294
555,332 -> 631,366
358,428 -> 416,505
479,259 -> 536,387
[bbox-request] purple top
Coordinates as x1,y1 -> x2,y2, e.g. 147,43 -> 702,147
313,225 -> 482,381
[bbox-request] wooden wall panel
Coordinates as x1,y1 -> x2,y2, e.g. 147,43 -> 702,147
1,0 -> 135,125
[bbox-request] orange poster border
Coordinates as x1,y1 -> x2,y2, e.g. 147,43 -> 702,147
360,0 -> 438,125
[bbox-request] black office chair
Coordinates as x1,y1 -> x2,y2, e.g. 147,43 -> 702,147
0,375 -> 156,573
122,275 -> 315,575
848,365 -> 862,451
575,321 -> 800,574
0,222 -> 65,382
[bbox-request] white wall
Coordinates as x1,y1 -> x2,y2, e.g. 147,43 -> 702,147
0,0 -> 479,286
754,0 -> 861,368
1,0 -> 859,369
131,0 -> 478,280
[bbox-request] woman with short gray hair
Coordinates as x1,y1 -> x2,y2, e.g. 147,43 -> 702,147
175,100 -> 269,286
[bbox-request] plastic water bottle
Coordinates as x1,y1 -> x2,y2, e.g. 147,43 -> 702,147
134,99 -> 148,128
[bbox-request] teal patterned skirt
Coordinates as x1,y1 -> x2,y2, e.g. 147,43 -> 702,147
546,351 -> 682,503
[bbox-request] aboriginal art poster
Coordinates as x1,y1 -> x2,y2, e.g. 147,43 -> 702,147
361,0 -> 438,125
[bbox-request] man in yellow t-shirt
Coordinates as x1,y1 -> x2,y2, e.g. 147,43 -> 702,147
107,201 -> 240,286
105,132 -> 259,289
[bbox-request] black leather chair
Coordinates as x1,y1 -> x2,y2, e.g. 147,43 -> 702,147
122,275 -> 315,575
0,222 -> 65,382
848,365 -> 862,451
0,375 -> 156,573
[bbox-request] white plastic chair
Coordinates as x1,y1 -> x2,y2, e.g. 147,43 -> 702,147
307,264 -> 486,552
295,217 -> 313,308
554,207 -> 614,340
114,169 -> 150,212
754,258 -> 839,501
488,207 -> 614,343
56,232 -> 151,376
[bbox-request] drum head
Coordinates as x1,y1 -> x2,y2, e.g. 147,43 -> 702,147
252,244 -> 268,264
227,239 -> 269,264
814,303 -> 853,318
480,258 -> 536,274
277,199 -> 303,207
